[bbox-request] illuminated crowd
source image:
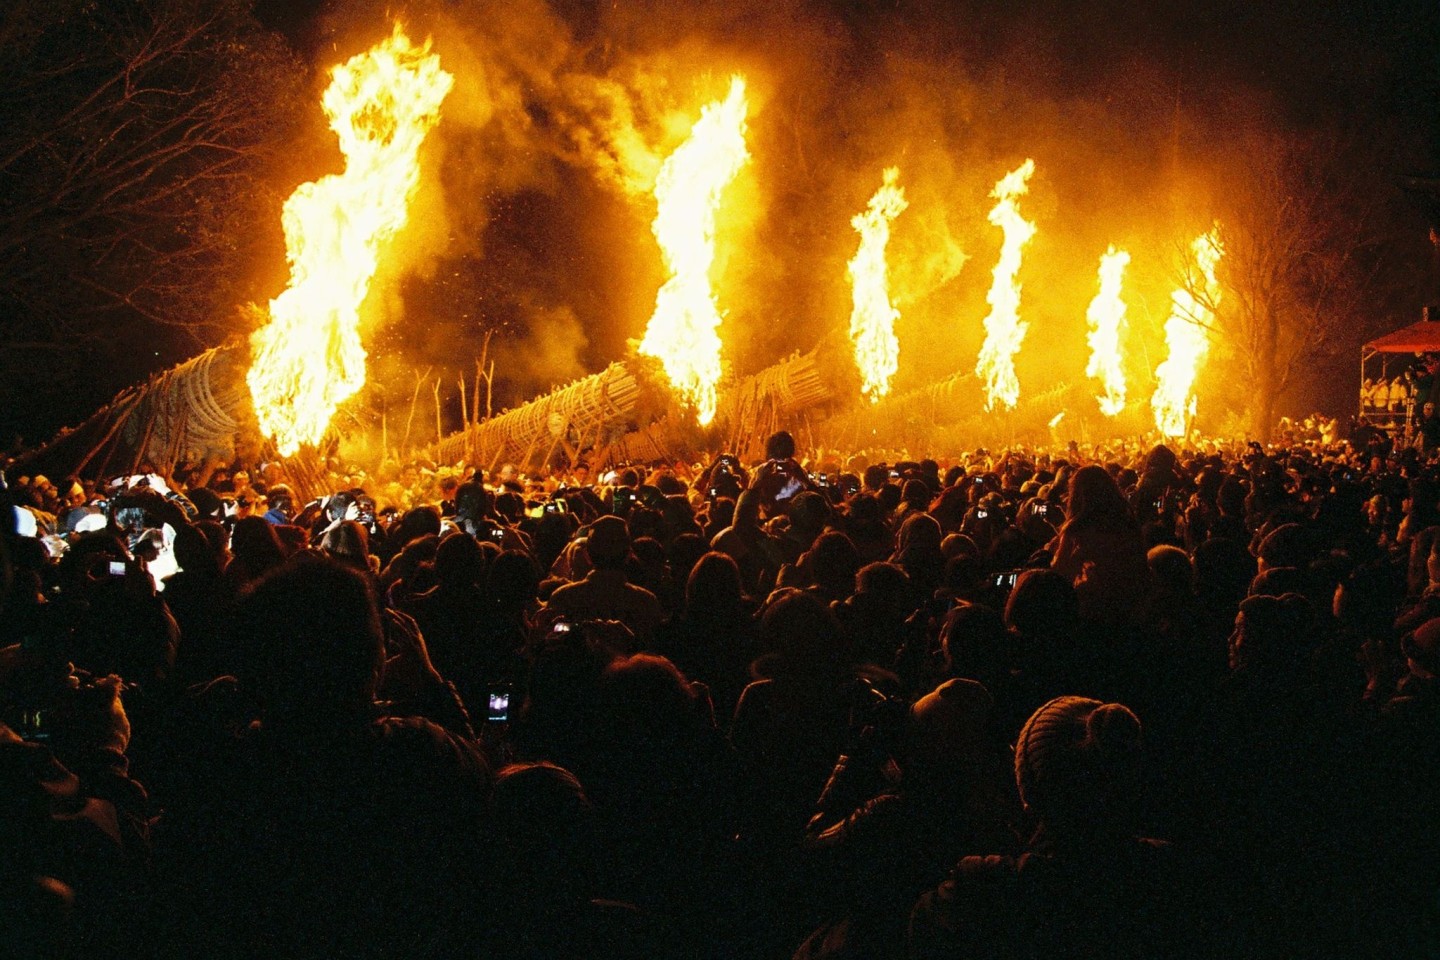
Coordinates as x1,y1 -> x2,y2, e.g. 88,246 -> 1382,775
2,426 -> 1437,959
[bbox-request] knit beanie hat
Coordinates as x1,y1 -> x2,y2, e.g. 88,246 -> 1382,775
1014,695 -> 1143,823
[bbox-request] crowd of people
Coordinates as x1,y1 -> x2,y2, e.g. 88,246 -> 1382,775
1,427 -> 1437,959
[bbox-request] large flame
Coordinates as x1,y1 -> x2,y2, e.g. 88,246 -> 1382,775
1152,227 -> 1224,438
1084,246 -> 1130,416
848,167 -> 908,403
637,76 -> 749,426
974,159 -> 1037,411
247,26 -> 453,457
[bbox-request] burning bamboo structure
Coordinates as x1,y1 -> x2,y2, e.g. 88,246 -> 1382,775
426,339 -> 849,473
817,369 -> 1080,454
13,339 -> 255,484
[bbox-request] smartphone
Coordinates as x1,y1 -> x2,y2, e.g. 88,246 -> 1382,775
489,524 -> 507,541
544,500 -> 566,515
975,509 -> 989,520
551,621 -> 573,634
108,561 -> 127,577
18,708 -> 52,742
991,570 -> 1019,590
487,685 -> 512,723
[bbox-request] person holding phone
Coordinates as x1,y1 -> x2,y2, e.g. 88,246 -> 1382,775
542,516 -> 662,647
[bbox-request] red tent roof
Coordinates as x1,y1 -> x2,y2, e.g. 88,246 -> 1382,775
1365,321 -> 1440,354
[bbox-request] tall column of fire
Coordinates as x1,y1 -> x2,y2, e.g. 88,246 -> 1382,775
1085,246 -> 1130,416
974,159 -> 1037,411
1152,227 -> 1224,438
637,77 -> 750,427
247,26 -> 453,457
848,167 -> 908,403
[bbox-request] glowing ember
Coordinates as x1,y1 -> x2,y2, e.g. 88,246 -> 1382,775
1152,227 -> 1224,438
1084,246 -> 1131,416
974,159 -> 1036,411
637,76 -> 749,426
247,26 -> 453,457
847,167 -> 908,403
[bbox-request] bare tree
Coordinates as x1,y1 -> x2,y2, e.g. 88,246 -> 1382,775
0,0 -> 302,438
1176,126 -> 1388,439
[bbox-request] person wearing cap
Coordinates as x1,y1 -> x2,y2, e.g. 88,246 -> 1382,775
542,516 -> 662,646
910,696 -> 1199,960
261,485 -> 293,526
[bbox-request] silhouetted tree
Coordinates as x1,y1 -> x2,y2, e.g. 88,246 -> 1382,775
1178,126 -> 1403,439
0,0 -> 303,440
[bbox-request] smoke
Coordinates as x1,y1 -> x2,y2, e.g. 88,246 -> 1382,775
301,0 -> 1421,434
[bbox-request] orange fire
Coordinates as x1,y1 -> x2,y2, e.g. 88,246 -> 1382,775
1152,227 -> 1224,438
974,159 -> 1037,411
637,76 -> 749,427
247,26 -> 453,457
1084,246 -> 1130,416
848,167 -> 908,403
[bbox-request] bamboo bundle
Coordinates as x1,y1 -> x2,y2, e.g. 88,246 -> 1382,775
14,339 -> 255,482
817,373 -> 1081,455
426,339 -> 853,472
426,358 -> 670,474
817,369 -> 978,450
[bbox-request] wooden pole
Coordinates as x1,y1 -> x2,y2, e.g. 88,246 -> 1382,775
432,377 -> 443,451
401,366 -> 431,457
472,360 -> 483,425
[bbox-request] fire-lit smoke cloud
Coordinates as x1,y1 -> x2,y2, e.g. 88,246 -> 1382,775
248,24 -> 452,456
1084,246 -> 1130,416
1152,227 -> 1224,438
637,76 -> 749,426
848,167 -> 908,403
292,0 -> 1331,434
975,159 -> 1036,411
